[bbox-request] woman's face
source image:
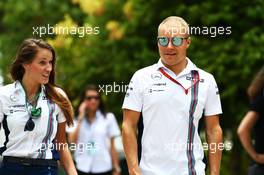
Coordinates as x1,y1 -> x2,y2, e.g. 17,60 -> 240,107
84,90 -> 100,112
23,48 -> 53,85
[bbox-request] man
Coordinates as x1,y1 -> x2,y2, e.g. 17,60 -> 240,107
122,16 -> 223,175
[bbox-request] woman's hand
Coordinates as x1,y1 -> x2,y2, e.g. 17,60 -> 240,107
253,153 -> 264,164
78,102 -> 86,122
112,170 -> 121,175
128,166 -> 142,175
56,122 -> 78,175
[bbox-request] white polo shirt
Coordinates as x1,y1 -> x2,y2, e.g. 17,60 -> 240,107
73,110 -> 120,173
122,58 -> 222,175
0,81 -> 66,159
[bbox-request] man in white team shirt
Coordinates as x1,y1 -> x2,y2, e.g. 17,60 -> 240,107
122,16 -> 223,175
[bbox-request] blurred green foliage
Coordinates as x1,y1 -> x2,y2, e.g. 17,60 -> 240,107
0,0 -> 263,174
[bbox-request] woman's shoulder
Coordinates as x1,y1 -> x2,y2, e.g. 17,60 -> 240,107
54,86 -> 68,98
105,112 -> 118,123
106,112 -> 115,117
0,82 -> 17,96
97,111 -> 115,120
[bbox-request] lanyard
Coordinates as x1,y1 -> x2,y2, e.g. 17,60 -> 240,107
20,82 -> 41,117
159,68 -> 200,95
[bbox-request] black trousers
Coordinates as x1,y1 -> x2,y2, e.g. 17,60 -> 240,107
77,169 -> 112,175
248,164 -> 264,175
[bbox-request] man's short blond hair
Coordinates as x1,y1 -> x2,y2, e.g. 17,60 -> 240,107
158,16 -> 189,36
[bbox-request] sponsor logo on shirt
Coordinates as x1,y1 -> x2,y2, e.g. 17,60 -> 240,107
8,104 -> 27,113
148,88 -> 165,93
186,76 -> 204,83
10,94 -> 19,102
152,83 -> 167,86
42,96 -> 47,100
151,72 -> 162,81
215,86 -> 219,95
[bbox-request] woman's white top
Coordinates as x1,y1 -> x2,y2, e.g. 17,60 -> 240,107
73,110 -> 120,173
0,81 -> 66,159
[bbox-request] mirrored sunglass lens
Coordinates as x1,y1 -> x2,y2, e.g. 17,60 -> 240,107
158,37 -> 169,46
172,37 -> 182,46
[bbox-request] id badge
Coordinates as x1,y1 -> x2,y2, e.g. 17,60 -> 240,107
87,141 -> 97,155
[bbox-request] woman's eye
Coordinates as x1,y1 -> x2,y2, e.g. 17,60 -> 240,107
39,61 -> 46,65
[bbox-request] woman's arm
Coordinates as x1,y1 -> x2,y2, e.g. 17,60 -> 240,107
68,117 -> 82,144
237,111 -> 264,164
110,137 -> 121,175
68,102 -> 86,144
56,122 -> 78,175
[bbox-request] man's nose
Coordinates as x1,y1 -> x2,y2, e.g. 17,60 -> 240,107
167,40 -> 174,49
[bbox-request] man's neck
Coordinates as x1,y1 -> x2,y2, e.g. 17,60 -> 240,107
21,76 -> 40,101
162,58 -> 188,76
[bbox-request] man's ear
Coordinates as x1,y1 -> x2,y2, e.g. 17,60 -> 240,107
186,38 -> 191,48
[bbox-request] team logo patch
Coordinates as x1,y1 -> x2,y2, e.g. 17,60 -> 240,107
151,72 -> 162,81
152,83 -> 166,86
186,76 -> 204,83
42,96 -> 47,100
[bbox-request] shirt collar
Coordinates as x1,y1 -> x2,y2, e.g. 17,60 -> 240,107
156,57 -> 198,77
14,80 -> 46,98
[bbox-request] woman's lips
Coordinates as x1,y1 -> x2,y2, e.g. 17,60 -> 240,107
42,75 -> 49,78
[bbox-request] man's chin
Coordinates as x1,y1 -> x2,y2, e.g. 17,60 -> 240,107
162,57 -> 178,65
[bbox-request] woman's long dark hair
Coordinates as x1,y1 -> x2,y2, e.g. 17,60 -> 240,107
77,85 -> 106,117
247,66 -> 264,100
10,38 -> 73,126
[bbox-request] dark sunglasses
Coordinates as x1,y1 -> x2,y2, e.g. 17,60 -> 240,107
85,96 -> 100,101
157,36 -> 188,47
24,107 -> 42,131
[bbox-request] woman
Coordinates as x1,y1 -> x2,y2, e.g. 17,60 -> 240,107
237,66 -> 264,175
0,38 -> 77,175
68,85 -> 121,175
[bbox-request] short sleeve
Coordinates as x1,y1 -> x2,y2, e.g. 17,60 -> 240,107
57,106 -> 66,123
122,71 -> 143,112
0,99 -> 3,123
204,75 -> 223,116
250,91 -> 264,114
55,87 -> 68,123
107,113 -> 120,138
66,119 -> 78,133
